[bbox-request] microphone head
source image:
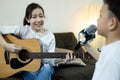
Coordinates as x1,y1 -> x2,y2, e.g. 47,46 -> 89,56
86,24 -> 97,35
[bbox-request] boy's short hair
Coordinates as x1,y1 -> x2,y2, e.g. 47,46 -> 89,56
104,0 -> 120,21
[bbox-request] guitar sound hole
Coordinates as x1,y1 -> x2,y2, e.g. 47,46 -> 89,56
18,49 -> 30,62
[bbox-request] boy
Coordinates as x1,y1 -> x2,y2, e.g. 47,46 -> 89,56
86,0 -> 120,80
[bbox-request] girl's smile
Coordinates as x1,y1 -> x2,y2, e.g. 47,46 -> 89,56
27,8 -> 45,32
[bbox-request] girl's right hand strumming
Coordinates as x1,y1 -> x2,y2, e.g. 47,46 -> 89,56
3,43 -> 22,53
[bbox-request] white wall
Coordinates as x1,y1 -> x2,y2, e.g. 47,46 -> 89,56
0,0 -> 102,32
0,0 -> 104,49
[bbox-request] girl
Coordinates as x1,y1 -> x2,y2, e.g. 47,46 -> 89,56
0,3 -> 55,80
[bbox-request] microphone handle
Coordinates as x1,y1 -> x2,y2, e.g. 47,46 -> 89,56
74,41 -> 81,50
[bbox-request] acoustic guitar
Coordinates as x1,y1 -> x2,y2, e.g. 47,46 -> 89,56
0,34 -> 83,78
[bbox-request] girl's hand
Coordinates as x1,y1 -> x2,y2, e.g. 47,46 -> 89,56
64,53 -> 76,62
3,43 -> 22,53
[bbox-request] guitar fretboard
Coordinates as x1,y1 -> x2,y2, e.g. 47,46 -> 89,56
29,52 -> 83,59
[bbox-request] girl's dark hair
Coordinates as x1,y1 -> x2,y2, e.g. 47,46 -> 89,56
23,3 -> 45,25
104,0 -> 120,21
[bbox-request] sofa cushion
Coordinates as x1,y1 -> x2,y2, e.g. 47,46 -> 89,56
55,58 -> 86,67
54,33 -> 65,48
54,32 -> 77,50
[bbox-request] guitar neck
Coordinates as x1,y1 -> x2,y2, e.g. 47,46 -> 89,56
29,52 -> 83,59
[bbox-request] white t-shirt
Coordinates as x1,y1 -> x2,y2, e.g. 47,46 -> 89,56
92,41 -> 120,80
0,25 -> 56,66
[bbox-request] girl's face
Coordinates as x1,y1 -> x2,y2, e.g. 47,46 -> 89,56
27,8 -> 45,32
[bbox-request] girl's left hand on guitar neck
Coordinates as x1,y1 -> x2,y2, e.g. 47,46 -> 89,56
64,53 -> 76,62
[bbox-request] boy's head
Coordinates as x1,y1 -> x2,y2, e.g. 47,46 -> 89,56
104,0 -> 120,21
97,0 -> 120,38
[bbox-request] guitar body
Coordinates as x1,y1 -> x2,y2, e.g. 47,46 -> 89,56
0,34 -> 41,78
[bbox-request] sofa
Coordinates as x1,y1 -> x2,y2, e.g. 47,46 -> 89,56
1,32 -> 96,80
52,32 -> 96,80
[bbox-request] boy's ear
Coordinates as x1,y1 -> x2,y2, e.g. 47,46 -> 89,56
108,17 -> 118,31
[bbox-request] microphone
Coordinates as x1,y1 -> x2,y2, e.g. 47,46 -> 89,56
74,24 -> 97,50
